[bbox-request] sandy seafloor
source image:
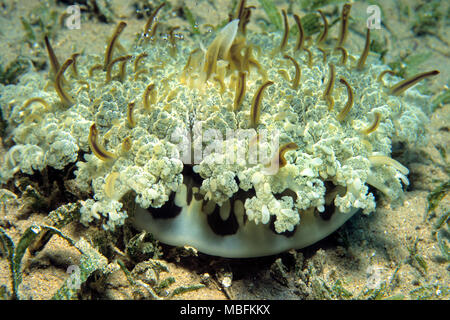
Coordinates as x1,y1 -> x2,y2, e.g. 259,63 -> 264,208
0,0 -> 448,300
